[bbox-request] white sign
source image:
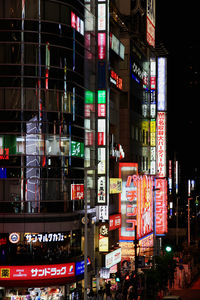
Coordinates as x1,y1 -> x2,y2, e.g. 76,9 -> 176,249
98,176 -> 106,203
98,205 -> 109,221
98,4 -> 106,31
105,248 -> 121,269
25,233 -> 65,243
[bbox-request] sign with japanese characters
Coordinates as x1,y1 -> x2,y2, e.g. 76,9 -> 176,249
97,177 -> 106,203
157,112 -> 166,178
71,184 -> 84,200
109,178 -> 122,194
157,57 -> 167,111
25,233 -> 65,243
109,214 -> 121,231
99,223 -> 109,252
146,0 -> 155,47
119,163 -> 138,241
0,263 -> 75,280
105,248 -> 121,269
0,148 -> 9,160
155,178 -> 168,235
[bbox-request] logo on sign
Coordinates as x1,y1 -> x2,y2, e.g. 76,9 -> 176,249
9,233 -> 20,244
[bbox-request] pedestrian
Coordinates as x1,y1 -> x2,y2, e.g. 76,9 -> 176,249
97,289 -> 103,300
106,291 -> 112,300
127,286 -> 134,300
88,290 -> 96,300
105,282 -> 111,295
115,289 -> 123,300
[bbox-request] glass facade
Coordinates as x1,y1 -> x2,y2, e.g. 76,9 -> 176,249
0,0 -> 86,214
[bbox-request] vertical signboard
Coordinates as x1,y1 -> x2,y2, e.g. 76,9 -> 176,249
99,223 -> 109,252
96,0 -> 108,215
146,0 -> 156,47
137,176 -> 154,239
150,58 -> 156,175
119,163 -> 138,241
155,178 -> 168,235
157,112 -> 166,178
157,57 -> 167,111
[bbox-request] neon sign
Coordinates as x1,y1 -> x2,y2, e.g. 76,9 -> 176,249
0,263 -> 75,280
110,70 -> 123,90
157,112 -> 166,178
71,12 -> 84,36
71,184 -> 84,200
155,178 -> 168,235
98,33 -> 106,60
157,57 -> 167,111
119,163 -> 138,241
0,148 -> 9,160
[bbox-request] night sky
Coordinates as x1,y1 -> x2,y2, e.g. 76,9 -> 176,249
156,1 -> 200,178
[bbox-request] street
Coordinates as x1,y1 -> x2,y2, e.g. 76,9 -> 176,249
169,276 -> 200,300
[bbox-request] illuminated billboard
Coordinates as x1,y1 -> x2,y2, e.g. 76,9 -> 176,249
157,57 -> 167,111
119,163 -> 138,241
119,164 -> 154,241
146,0 -> 155,47
155,178 -> 168,235
137,176 -> 153,239
157,112 -> 166,178
0,263 -> 75,281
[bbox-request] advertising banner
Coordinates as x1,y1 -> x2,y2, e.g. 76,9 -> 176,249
109,178 -> 122,194
157,112 -> 166,178
119,163 -> 138,241
0,263 -> 75,281
155,178 -> 168,235
99,223 -> 109,252
109,214 -> 121,231
71,184 -> 84,200
146,0 -> 155,47
105,248 -> 121,269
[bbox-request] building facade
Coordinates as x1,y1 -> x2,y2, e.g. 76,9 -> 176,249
0,0 -> 97,299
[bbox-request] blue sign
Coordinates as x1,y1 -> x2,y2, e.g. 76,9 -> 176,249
75,258 -> 91,276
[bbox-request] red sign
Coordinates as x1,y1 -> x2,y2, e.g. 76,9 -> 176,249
110,70 -> 123,90
71,184 -> 84,200
109,214 -> 121,231
98,132 -> 105,146
155,178 -> 168,235
0,238 -> 6,245
0,148 -> 9,160
0,263 -> 75,281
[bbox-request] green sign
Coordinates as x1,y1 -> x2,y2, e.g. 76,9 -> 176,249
85,90 -> 94,104
98,90 -> 106,104
71,141 -> 84,158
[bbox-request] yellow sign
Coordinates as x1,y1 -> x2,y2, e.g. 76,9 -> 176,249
0,268 -> 10,278
110,178 -> 122,194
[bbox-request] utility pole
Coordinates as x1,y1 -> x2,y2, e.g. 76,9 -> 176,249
134,225 -> 138,300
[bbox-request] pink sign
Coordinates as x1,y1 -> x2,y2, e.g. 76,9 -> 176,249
98,33 -> 106,60
155,178 -> 168,235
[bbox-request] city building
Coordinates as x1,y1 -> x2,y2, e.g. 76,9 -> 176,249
0,0 -> 169,299
0,1 -> 96,299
